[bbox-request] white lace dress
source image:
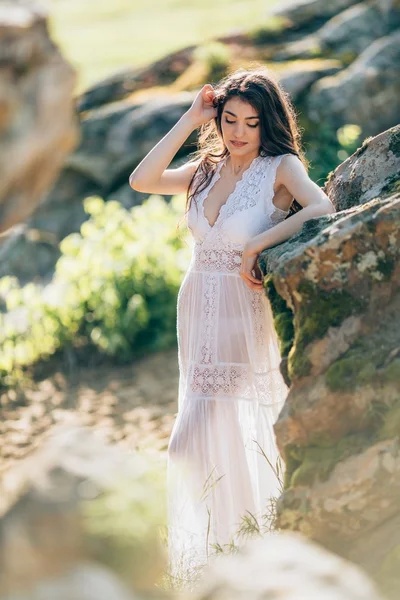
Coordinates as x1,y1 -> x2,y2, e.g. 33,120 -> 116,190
167,153 -> 290,578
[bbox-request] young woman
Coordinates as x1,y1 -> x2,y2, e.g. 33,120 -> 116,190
129,67 -> 335,579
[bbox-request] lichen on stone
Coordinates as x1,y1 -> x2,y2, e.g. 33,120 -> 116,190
285,430 -> 373,489
377,400 -> 400,441
289,280 -> 366,379
264,276 -> 295,360
389,128 -> 400,157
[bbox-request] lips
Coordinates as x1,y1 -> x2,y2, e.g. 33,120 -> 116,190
230,140 -> 248,147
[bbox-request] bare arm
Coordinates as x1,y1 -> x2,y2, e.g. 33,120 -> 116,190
129,84 -> 217,195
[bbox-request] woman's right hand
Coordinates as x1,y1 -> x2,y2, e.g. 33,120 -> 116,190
185,84 -> 218,128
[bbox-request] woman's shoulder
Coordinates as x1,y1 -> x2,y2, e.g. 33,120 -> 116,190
275,153 -> 305,171
271,153 -> 304,176
274,153 -> 307,190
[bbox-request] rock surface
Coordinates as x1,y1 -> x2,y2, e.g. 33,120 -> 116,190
258,124 -> 400,598
0,0 -> 78,236
269,0 -> 363,27
306,29 -> 400,137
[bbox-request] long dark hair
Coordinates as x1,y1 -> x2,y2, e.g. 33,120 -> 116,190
184,66 -> 308,220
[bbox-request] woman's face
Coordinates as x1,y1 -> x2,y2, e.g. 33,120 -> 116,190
220,97 -> 261,157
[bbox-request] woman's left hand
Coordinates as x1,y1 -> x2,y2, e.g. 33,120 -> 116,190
240,242 -> 263,291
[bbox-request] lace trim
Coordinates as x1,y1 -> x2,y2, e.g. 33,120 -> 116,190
222,155 -> 272,222
251,292 -> 268,354
199,274 -> 218,364
195,154 -> 291,234
190,363 -> 251,396
188,362 -> 284,405
199,155 -> 274,230
192,246 -> 243,273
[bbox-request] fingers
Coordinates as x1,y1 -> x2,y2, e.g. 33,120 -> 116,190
204,90 -> 215,104
202,84 -> 215,98
246,281 -> 263,290
240,272 -> 263,290
241,271 -> 261,285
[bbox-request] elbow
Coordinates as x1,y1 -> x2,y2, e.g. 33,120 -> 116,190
326,199 -> 336,214
319,193 -> 336,215
320,201 -> 336,216
309,199 -> 336,217
129,172 -> 141,191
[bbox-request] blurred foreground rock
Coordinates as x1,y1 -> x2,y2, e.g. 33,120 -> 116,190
259,124 -> 400,599
0,423 -> 168,598
0,0 -> 78,237
192,532 -> 383,600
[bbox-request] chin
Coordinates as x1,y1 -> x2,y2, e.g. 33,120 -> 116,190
229,143 -> 247,151
229,144 -> 256,155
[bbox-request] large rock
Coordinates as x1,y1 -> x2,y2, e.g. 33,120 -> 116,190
268,0 -> 362,28
0,1 -> 78,236
305,29 -> 400,136
66,93 -> 195,190
278,59 -> 341,97
324,126 -> 400,211
274,1 -> 395,61
258,124 -> 400,598
77,45 -> 196,112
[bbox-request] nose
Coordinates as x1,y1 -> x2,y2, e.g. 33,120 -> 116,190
233,122 -> 245,138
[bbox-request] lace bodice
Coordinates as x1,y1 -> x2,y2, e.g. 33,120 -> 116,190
186,154 -> 290,273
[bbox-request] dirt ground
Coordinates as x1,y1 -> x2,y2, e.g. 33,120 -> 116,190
0,347 -> 179,478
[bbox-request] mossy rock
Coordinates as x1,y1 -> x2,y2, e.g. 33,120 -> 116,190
377,400 -> 400,441
389,128 -> 400,157
326,309 -> 400,393
263,275 -> 294,358
289,280 -> 366,379
286,430 -> 373,488
381,173 -> 400,198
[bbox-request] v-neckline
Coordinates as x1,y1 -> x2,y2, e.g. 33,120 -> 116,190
201,153 -> 262,230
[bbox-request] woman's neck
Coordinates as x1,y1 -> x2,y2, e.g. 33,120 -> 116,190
227,150 -> 260,175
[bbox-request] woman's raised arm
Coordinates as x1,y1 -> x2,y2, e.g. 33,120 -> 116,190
129,84 -> 217,195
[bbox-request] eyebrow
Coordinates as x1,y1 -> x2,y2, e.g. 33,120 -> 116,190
223,110 -> 259,120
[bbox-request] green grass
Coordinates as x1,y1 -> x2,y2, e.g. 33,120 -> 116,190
43,0 -> 277,93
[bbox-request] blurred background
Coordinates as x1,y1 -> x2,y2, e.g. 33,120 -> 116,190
0,0 -> 399,597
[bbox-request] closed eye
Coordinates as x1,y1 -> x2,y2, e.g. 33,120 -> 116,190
225,118 -> 259,128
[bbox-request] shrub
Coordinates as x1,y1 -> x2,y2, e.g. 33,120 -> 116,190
0,194 -> 192,388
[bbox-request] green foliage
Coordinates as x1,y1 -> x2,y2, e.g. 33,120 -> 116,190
0,194 -> 192,388
300,118 -> 363,185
